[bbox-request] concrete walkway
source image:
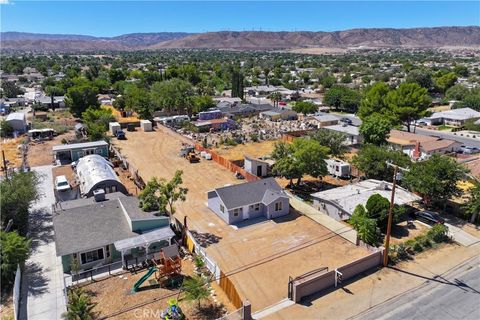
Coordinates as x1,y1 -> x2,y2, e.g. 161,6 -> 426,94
445,223 -> 480,247
20,166 -> 66,320
288,193 -> 358,244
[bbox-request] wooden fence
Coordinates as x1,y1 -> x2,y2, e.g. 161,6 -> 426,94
194,144 -> 260,182
219,271 -> 243,309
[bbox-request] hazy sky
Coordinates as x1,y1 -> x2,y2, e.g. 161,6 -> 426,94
1,1 -> 479,36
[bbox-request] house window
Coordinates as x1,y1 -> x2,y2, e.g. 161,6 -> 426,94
254,203 -> 260,211
95,148 -> 102,154
233,208 -> 243,217
80,248 -> 105,265
274,202 -> 283,212
84,149 -> 95,155
111,185 -> 117,193
220,204 -> 225,213
105,245 -> 111,258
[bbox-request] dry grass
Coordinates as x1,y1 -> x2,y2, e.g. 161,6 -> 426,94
27,131 -> 76,167
103,105 -> 140,123
1,137 -> 26,168
390,221 -> 429,245
213,140 -> 278,161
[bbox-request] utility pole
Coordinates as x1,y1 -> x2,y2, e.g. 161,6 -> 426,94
383,162 -> 410,267
2,150 -> 8,180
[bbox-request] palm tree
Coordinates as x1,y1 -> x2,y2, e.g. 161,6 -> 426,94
62,288 -> 96,320
182,275 -> 210,309
269,92 -> 282,108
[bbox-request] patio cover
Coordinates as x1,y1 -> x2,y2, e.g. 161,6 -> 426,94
114,227 -> 175,251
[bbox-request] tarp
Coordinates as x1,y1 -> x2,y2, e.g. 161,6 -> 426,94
114,227 -> 175,251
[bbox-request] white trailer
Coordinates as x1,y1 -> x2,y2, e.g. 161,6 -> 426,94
325,159 -> 351,178
109,122 -> 121,136
140,120 -> 152,132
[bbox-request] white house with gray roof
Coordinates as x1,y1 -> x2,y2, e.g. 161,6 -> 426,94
207,178 -> 289,224
311,179 -> 421,221
428,107 -> 480,126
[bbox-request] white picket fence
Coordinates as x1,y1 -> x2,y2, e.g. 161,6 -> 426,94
13,264 -> 21,320
186,230 -> 221,282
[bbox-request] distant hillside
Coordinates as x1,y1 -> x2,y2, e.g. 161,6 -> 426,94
1,26 -> 479,52
151,27 -> 480,49
0,32 -> 192,52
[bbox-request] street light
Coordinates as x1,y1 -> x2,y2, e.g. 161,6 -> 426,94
383,162 -> 410,267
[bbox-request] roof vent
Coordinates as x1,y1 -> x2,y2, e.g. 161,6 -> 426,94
93,189 -> 106,202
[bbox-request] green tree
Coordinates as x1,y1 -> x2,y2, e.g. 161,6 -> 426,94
406,69 -> 433,89
291,138 -> 329,184
63,288 -> 96,320
65,83 -> 100,117
0,120 -> 14,138
1,81 -> 24,98
352,145 -> 411,181
445,84 -> 469,101
138,171 -> 188,219
292,101 -> 317,114
463,182 -> 480,224
385,83 -> 431,132
453,65 -> 469,78
453,92 -> 480,111
403,154 -> 467,206
359,113 -> 393,145
349,205 -> 379,246
0,231 -> 30,286
323,85 -> 361,113
150,79 -> 194,115
182,275 -> 210,308
45,85 -> 65,111
231,70 -> 244,100
320,75 -> 336,89
124,84 -> 152,119
358,82 -> 391,120
1,171 -> 40,234
82,107 -> 115,141
311,129 -> 348,158
269,92 -> 282,108
192,95 -> 215,113
435,72 -> 457,94
272,139 -> 328,185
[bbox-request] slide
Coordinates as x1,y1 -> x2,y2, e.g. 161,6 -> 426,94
132,267 -> 157,293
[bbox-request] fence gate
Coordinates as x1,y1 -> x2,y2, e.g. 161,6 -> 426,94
287,276 -> 294,300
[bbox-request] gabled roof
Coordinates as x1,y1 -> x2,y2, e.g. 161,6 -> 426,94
429,108 -> 480,121
5,112 -> 26,122
387,129 -> 437,146
213,177 -> 288,210
420,139 -> 460,152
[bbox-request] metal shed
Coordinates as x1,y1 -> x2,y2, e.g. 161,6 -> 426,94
76,154 -> 128,197
6,112 -> 27,133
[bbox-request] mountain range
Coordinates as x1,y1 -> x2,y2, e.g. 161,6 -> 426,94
2,26 -> 479,52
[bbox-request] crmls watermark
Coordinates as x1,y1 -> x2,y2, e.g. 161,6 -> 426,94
133,308 -> 162,318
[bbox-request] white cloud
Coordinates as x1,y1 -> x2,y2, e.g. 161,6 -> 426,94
0,0 -> 11,4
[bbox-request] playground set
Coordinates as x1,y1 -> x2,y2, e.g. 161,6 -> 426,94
131,244 -> 183,293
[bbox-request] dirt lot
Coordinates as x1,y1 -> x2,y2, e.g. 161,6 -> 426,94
103,105 -> 140,123
213,140 -> 278,161
390,220 -> 429,245
27,131 -> 76,167
112,126 -> 370,312
1,136 -> 26,169
79,256 -> 235,320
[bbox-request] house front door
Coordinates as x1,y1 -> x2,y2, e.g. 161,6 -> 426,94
257,165 -> 262,176
243,208 -> 249,220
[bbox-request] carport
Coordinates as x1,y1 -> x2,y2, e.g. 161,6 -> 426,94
114,227 -> 176,268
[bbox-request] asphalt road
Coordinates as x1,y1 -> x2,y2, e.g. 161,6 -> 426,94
352,256 -> 480,320
414,127 -> 480,148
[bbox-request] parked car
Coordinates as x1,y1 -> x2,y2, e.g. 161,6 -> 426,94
460,145 -> 480,154
414,211 -> 445,225
55,175 -> 71,192
339,117 -> 353,125
116,129 -> 126,140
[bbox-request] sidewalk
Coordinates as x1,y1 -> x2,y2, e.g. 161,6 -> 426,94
19,166 -> 66,320
262,242 -> 480,320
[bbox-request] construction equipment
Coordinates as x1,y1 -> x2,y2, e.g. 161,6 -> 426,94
186,152 -> 200,163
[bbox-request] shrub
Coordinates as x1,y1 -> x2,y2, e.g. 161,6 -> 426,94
412,241 -> 423,253
427,224 -> 449,243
